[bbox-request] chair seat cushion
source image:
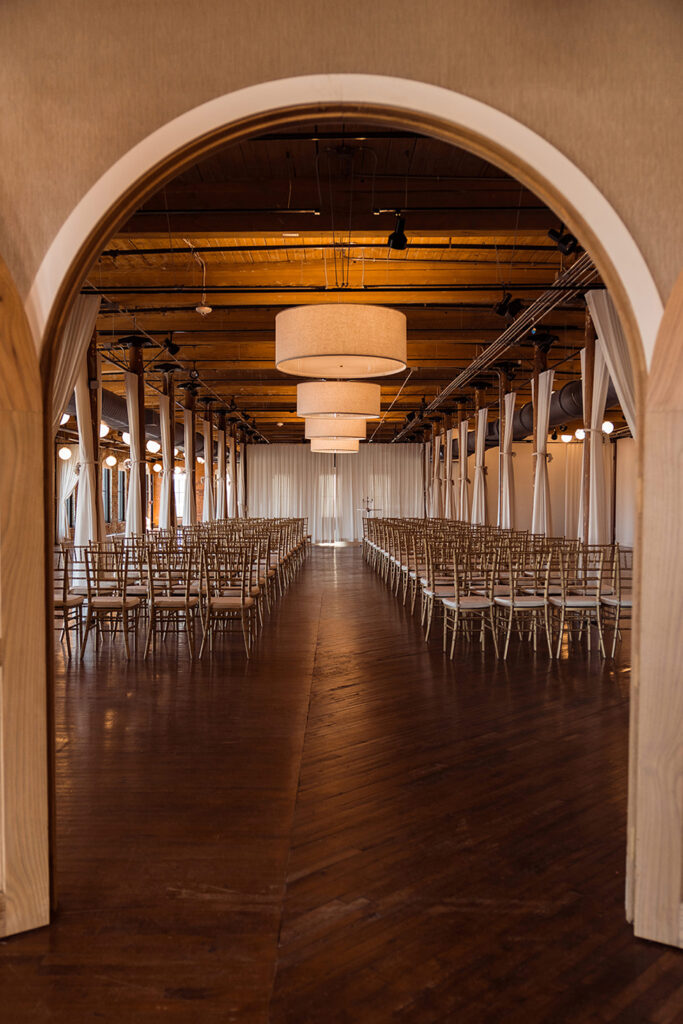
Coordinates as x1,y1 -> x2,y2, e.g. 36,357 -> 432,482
155,596 -> 200,609
495,595 -> 546,608
549,596 -> 596,609
90,596 -> 141,609
442,596 -> 492,610
601,595 -> 633,608
425,587 -> 455,598
55,594 -> 85,608
209,596 -> 255,610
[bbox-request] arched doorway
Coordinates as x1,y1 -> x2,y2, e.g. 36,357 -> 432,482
4,75 -> 680,948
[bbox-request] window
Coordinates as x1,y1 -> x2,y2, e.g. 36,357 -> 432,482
173,472 -> 186,521
102,468 -> 112,523
67,492 -> 76,529
118,470 -> 126,521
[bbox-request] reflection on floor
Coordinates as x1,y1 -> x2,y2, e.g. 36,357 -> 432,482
2,547 -> 680,1023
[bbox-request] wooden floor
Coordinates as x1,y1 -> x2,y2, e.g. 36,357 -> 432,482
1,546 -> 681,1022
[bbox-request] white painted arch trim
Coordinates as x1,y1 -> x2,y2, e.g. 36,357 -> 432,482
26,73 -> 662,367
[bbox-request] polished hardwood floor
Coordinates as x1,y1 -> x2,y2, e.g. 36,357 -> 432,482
1,546 -> 681,1022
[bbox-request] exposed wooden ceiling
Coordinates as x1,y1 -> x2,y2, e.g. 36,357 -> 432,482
79,121 -> 621,443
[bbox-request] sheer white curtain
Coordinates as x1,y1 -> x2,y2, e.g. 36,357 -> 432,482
73,359 -> 105,545
470,407 -> 488,525
248,444 -> 422,542
586,289 -> 637,437
576,346 -> 612,543
458,420 -> 470,523
51,294 -> 101,435
227,435 -> 237,518
531,369 -> 555,536
423,443 -> 431,517
124,371 -> 144,536
182,410 -> 197,526
499,391 -> 516,529
237,445 -> 247,517
443,428 -> 454,519
158,394 -> 174,530
430,434 -> 443,518
202,418 -> 215,522
215,428 -> 226,519
563,441 -> 584,538
56,446 -> 79,541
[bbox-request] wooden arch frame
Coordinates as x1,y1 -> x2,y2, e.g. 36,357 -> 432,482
1,75 -> 680,946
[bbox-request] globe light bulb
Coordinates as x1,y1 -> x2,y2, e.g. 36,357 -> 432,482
146,439 -> 161,453
561,434 -> 573,444
60,413 -> 70,426
602,420 -> 614,434
121,431 -> 131,446
99,422 -> 110,438
104,454 -> 117,467
152,462 -> 162,473
575,428 -> 586,440
58,446 -> 72,461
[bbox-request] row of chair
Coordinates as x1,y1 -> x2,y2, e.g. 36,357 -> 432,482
363,518 -> 633,660
54,518 -> 310,660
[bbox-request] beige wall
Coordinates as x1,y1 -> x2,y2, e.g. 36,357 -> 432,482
0,1 -> 681,304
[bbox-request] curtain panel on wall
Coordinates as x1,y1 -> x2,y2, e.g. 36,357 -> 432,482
56,445 -> 79,541
443,428 -> 454,519
248,444 -> 422,543
124,371 -> 144,536
458,420 -> 470,522
237,446 -> 246,517
182,410 -> 197,526
227,435 -> 237,518
470,408 -> 488,526
51,294 -> 101,435
499,391 -> 516,529
202,419 -> 215,523
530,369 -> 555,536
73,359 -> 105,545
423,443 -> 431,517
429,435 -> 443,518
586,289 -> 637,437
576,345 -> 612,544
215,428 -> 226,519
158,394 -> 174,530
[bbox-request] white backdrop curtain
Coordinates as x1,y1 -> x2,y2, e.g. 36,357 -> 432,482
56,445 -> 79,541
470,407 -> 488,525
423,443 -> 431,517
124,370 -> 144,537
237,444 -> 247,517
576,346 -> 612,544
499,391 -> 516,529
458,420 -> 470,522
215,428 -> 226,519
227,435 -> 237,518
443,428 -> 454,519
531,369 -> 555,536
158,394 -> 174,530
586,289 -> 637,437
202,418 -> 215,522
73,358 -> 105,545
429,434 -> 443,518
182,410 -> 197,526
248,444 -> 422,542
51,294 -> 101,435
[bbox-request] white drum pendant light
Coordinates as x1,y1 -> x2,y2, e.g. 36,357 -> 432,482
305,417 -> 366,440
276,304 -> 407,378
297,381 -> 381,420
310,437 -> 359,453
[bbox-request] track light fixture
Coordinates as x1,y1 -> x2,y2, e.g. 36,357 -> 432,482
164,335 -> 180,356
493,292 -> 512,318
548,226 -> 579,255
387,212 -> 408,251
505,298 -> 524,321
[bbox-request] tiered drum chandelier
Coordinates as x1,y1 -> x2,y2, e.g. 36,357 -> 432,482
275,304 -> 407,453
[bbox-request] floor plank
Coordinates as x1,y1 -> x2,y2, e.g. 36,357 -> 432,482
0,546 -> 679,1022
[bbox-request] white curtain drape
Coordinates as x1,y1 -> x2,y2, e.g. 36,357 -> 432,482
182,410 -> 197,526
158,393 -> 174,530
73,358 -> 105,545
499,391 -> 516,529
531,369 -> 555,536
458,420 -> 470,523
202,418 -> 215,522
423,442 -> 431,517
443,428 -> 454,519
227,435 -> 237,518
576,346 -> 611,544
51,294 -> 101,435
237,444 -> 247,517
215,428 -> 226,519
248,444 -> 422,542
56,446 -> 79,541
470,408 -> 488,526
429,434 -> 443,518
124,371 -> 144,536
586,289 -> 636,437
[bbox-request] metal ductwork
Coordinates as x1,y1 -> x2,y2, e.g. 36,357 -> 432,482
452,378 -> 618,456
65,389 -> 205,454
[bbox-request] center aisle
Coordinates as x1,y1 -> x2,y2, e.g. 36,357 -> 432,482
4,547 -> 671,1023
